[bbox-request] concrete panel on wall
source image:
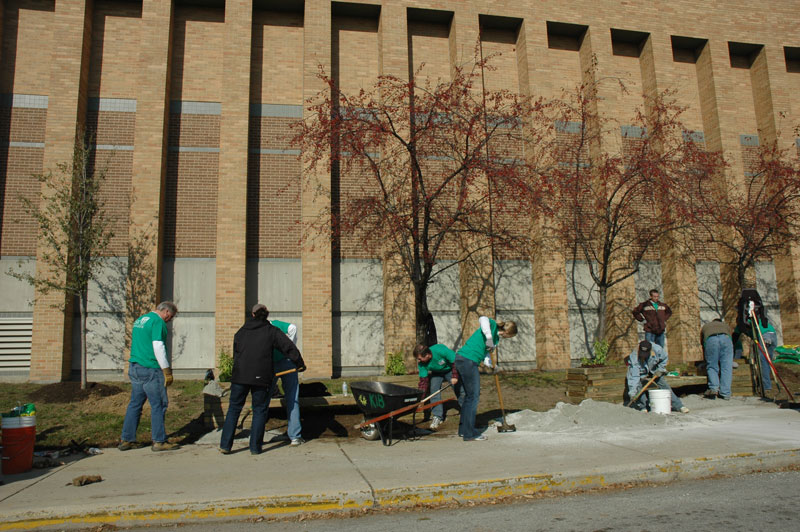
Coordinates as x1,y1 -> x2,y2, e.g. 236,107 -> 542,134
566,260 -> 599,361
333,259 -> 384,374
247,258 -> 302,312
162,258 -> 216,369
0,257 -> 34,313
73,312 -> 126,371
494,260 -> 535,368
427,261 -> 461,348
634,261 -> 663,302
73,258 -> 127,373
756,261 -> 783,344
696,261 -> 723,323
246,258 -> 303,353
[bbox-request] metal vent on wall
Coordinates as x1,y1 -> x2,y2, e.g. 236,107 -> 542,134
0,318 -> 33,369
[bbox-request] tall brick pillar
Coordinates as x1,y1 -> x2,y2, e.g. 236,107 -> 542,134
581,28 -> 639,360
378,3 -> 416,362
214,0 -> 252,359
301,0 -> 333,378
696,40 -> 757,324
519,19 -> 571,369
641,34 -> 702,363
129,0 -> 174,326
450,8 -> 497,340
29,0 -> 94,382
753,46 -> 800,344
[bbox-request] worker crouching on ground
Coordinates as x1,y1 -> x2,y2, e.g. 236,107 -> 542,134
219,304 -> 306,455
455,317 -> 517,441
413,343 -> 464,430
627,340 -> 689,413
701,318 -> 734,400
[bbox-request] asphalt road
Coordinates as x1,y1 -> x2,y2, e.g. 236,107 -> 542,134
110,469 -> 800,531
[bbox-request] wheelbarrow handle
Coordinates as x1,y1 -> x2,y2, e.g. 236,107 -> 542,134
355,383 -> 452,430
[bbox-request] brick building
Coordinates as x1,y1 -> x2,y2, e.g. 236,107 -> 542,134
0,0 -> 798,381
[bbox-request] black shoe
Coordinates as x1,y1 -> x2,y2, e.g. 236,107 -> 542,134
703,390 -> 717,399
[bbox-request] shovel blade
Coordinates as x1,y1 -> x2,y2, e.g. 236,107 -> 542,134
497,423 -> 516,433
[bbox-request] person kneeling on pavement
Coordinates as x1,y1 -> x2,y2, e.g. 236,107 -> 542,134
219,304 -> 306,455
627,340 -> 689,413
413,343 -> 464,430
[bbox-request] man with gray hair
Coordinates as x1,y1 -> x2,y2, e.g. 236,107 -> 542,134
119,301 -> 179,452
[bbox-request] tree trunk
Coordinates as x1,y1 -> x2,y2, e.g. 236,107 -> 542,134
80,290 -> 88,390
414,280 -> 430,346
595,285 -> 608,348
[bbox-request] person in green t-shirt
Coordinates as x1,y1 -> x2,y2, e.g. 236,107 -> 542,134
455,317 -> 517,442
733,317 -> 778,394
120,301 -> 179,452
269,319 -> 304,446
413,343 -> 463,430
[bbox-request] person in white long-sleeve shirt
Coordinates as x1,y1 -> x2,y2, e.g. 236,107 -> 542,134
120,301 -> 179,452
455,316 -> 517,441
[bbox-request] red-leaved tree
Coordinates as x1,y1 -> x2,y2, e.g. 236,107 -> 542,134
687,138 -> 800,315
535,82 -> 721,356
293,55 -> 549,346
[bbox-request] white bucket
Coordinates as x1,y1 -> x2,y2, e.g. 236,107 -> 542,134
648,389 -> 671,414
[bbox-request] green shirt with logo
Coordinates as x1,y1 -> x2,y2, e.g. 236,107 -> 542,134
129,311 -> 168,369
458,318 -> 499,363
418,344 -> 456,377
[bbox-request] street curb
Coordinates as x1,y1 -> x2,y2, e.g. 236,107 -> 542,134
2,448 -> 798,530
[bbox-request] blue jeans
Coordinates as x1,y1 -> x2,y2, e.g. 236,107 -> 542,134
705,334 -> 733,398
220,382 -> 270,454
455,356 -> 481,440
429,370 -> 464,419
631,376 -> 684,411
272,358 -> 301,440
645,331 -> 665,349
121,363 -> 169,443
755,331 -> 777,391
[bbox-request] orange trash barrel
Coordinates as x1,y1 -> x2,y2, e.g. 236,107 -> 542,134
1,415 -> 36,475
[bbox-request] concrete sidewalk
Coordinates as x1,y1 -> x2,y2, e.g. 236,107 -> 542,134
1,395 -> 798,530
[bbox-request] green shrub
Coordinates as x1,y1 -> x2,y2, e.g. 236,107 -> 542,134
385,351 -> 406,376
218,349 -> 233,382
580,339 -> 610,367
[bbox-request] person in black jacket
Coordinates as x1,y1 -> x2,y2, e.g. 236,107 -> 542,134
219,304 -> 305,455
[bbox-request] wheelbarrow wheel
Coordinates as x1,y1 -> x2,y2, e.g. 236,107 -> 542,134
360,422 -> 380,441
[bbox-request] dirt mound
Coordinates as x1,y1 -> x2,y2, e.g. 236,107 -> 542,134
28,382 -> 126,404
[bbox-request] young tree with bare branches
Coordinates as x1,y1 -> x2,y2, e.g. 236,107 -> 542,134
10,133 -> 113,389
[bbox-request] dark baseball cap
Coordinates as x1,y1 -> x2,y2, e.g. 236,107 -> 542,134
638,340 -> 652,355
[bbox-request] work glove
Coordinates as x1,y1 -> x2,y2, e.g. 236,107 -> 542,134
296,364 -> 307,373
654,370 -> 666,378
483,356 -> 493,369
162,368 -> 173,387
640,375 -> 650,385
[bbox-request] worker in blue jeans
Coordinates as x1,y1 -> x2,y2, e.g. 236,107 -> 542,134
701,319 -> 734,400
270,319 -> 304,446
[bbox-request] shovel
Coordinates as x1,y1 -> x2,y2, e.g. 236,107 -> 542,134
629,372 -> 659,406
492,351 -> 516,433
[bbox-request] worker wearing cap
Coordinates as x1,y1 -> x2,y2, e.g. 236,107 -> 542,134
627,340 -> 689,413
219,304 -> 306,455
